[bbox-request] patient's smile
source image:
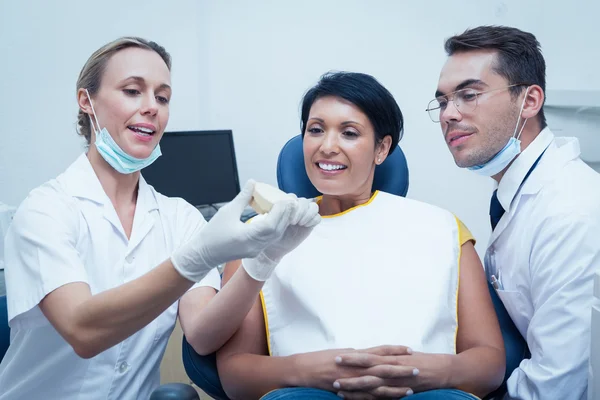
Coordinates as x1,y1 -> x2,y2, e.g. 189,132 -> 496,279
317,162 -> 347,171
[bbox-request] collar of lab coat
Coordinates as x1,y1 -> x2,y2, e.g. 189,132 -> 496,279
489,128 -> 582,244
496,127 -> 554,212
60,153 -> 159,214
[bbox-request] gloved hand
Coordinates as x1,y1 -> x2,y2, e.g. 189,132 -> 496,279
242,196 -> 321,281
171,180 -> 298,282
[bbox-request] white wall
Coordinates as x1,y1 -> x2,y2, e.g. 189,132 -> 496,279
2,1 -> 599,256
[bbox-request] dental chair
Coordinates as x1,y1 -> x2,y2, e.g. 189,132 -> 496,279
181,135 -> 527,400
0,295 -> 9,362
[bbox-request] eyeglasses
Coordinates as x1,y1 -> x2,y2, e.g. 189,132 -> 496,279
425,83 -> 528,123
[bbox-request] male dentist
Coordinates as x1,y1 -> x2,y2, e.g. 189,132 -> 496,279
430,25 -> 600,399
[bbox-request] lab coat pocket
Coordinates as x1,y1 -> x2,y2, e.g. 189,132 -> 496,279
495,289 -> 529,338
153,301 -> 178,344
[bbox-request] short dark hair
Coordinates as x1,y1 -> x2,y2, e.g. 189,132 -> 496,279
445,26 -> 547,128
300,71 -> 404,155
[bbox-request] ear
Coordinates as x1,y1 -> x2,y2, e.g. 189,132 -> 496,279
375,135 -> 393,165
77,88 -> 94,116
521,85 -> 544,120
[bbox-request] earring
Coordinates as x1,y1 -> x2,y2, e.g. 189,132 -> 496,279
377,158 -> 381,164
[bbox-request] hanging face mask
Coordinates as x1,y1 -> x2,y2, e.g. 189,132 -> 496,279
468,87 -> 530,177
85,89 -> 161,174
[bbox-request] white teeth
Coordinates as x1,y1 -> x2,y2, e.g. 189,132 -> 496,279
129,126 -> 154,134
318,163 -> 346,171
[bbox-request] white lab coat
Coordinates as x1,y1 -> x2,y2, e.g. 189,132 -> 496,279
0,154 -> 220,399
486,128 -> 600,400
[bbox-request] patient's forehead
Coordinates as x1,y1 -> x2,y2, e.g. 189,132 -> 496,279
308,96 -> 373,129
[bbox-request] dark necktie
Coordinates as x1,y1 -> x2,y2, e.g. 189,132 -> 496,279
489,148 -> 547,231
489,190 -> 504,231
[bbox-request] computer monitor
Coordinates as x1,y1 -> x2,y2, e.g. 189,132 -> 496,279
142,130 -> 241,206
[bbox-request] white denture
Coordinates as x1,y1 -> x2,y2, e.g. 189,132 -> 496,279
250,182 -> 289,214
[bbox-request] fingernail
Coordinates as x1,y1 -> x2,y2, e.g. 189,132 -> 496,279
335,356 -> 342,363
413,368 -> 420,376
406,347 -> 413,354
337,394 -> 345,399
406,389 -> 414,396
333,382 -> 341,389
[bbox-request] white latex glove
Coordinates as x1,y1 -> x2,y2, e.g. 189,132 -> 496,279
171,180 -> 297,282
242,196 -> 321,281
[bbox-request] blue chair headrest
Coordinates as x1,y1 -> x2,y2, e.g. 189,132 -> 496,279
276,135 -> 409,198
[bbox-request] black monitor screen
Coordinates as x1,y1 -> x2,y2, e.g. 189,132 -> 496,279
142,130 -> 240,206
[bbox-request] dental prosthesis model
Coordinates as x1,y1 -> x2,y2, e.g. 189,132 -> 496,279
250,182 -> 290,214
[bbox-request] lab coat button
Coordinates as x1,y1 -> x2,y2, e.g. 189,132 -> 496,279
118,361 -> 129,373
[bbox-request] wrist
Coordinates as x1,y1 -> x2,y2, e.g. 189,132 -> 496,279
241,252 -> 278,282
287,353 -> 310,388
442,354 -> 458,389
170,251 -> 212,283
236,265 -> 267,287
409,353 -> 454,392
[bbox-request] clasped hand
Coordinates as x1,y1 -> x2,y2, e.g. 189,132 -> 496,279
333,345 -> 420,399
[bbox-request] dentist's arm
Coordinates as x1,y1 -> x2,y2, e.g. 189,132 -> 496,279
13,181 -> 295,359
38,261 -> 194,359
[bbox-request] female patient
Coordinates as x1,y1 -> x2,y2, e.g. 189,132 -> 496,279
216,72 -> 505,400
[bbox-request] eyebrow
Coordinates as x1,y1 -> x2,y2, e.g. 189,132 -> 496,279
308,117 -> 364,128
122,76 -> 171,91
435,79 -> 487,98
341,120 -> 364,128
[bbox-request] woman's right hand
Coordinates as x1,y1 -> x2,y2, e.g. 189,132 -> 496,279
290,348 -> 368,392
171,180 -> 318,282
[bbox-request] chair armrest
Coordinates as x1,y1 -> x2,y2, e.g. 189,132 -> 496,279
182,336 -> 230,400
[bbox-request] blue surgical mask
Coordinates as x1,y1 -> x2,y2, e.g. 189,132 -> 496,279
85,89 -> 161,174
468,88 -> 530,177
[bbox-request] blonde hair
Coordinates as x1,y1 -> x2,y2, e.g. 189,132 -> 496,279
76,37 -> 171,144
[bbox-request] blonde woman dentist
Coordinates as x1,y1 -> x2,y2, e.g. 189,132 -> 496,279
0,37 -> 319,400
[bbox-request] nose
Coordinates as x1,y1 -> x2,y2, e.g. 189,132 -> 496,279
440,100 -> 462,125
319,131 -> 340,155
140,94 -> 158,117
